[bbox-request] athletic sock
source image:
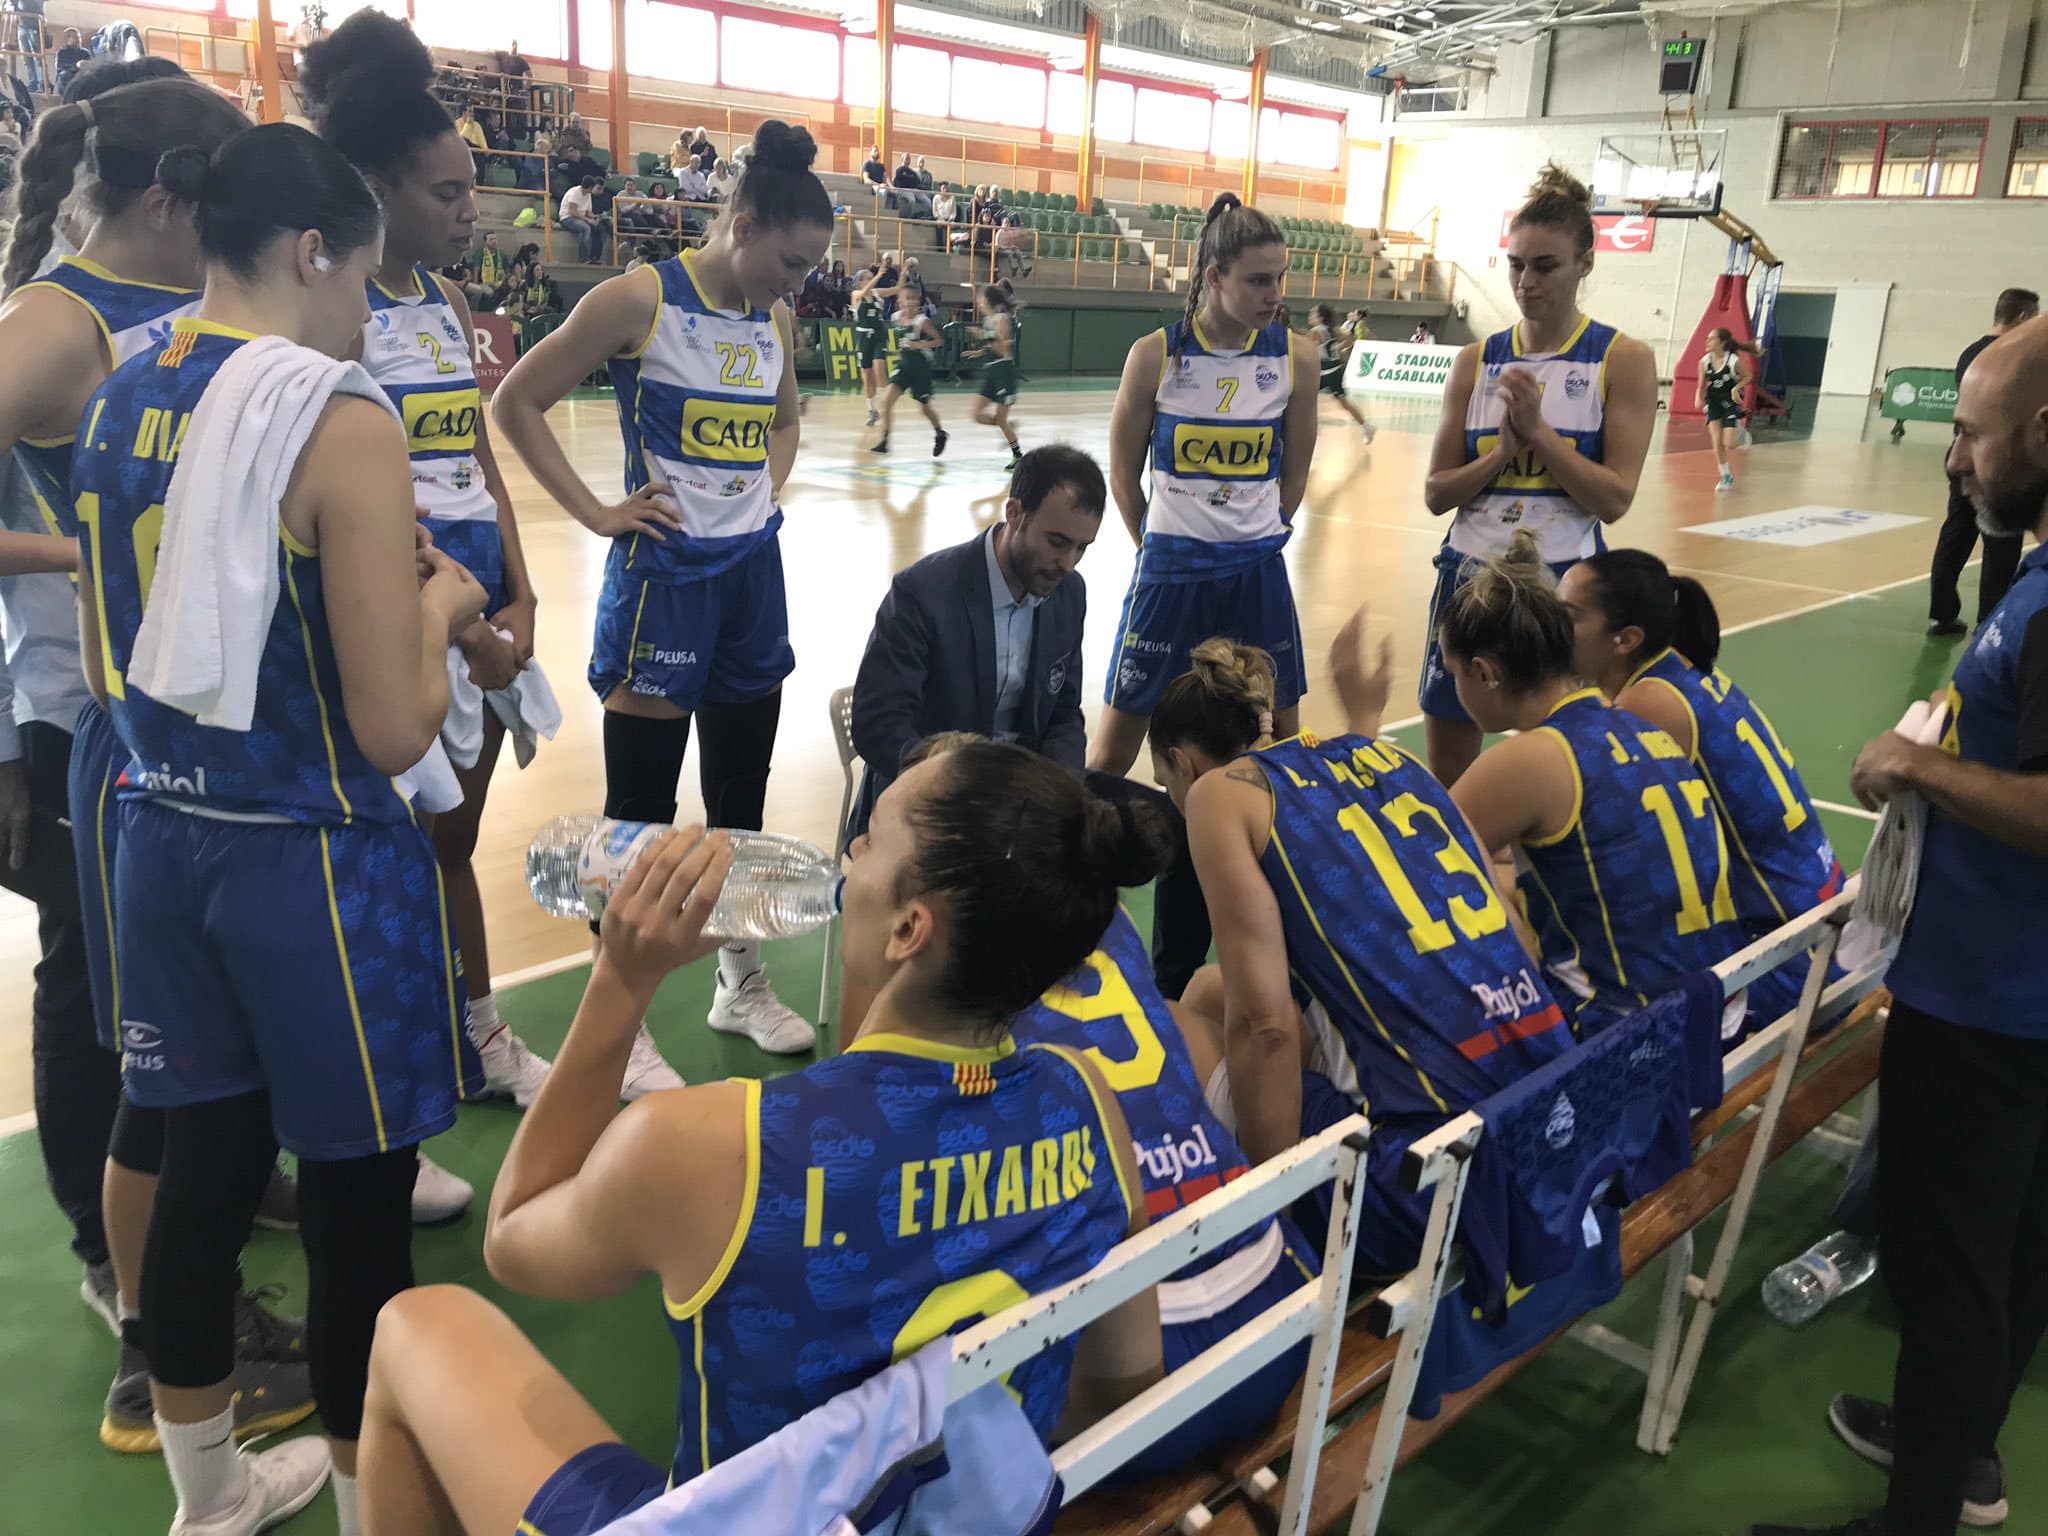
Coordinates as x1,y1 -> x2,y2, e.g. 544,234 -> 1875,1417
157,1404 -> 246,1521
718,941 -> 761,991
119,1296 -> 141,1326
332,1469 -> 360,1536
466,991 -> 504,1052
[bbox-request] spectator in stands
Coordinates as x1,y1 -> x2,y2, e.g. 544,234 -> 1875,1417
899,255 -> 930,315
996,214 -> 1028,280
915,154 -> 934,191
471,229 -> 508,291
673,153 -> 708,203
862,143 -> 890,207
797,259 -> 831,317
455,101 -> 487,171
1750,319 -> 2048,1536
707,156 -> 736,201
54,27 -> 89,93
556,112 -> 591,156
14,0 -> 46,94
521,128 -> 549,190
501,38 -> 530,127
892,153 -> 928,217
668,131 -> 692,173
687,124 -> 712,160
825,258 -> 850,317
558,173 -> 605,262
974,195 -> 999,254
1344,306 -> 1369,338
1410,320 -> 1436,344
930,182 -> 957,252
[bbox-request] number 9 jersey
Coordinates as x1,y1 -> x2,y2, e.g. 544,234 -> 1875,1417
1250,733 -> 1573,1127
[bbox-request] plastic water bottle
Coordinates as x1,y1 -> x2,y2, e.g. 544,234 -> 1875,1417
1759,1230 -> 1877,1326
525,814 -> 842,940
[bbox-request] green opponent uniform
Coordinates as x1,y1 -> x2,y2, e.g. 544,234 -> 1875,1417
855,294 -> 885,367
891,315 -> 934,402
978,315 -> 1018,405
1702,354 -> 1743,424
1314,325 -> 1348,397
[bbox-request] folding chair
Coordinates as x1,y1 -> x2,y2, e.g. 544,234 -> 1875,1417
818,686 -> 859,1031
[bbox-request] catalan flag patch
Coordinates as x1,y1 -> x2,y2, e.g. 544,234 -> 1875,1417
953,1061 -> 996,1097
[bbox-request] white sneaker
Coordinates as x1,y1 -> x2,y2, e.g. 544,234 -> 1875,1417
1716,473 -> 1735,493
865,407 -> 879,426
709,970 -> 818,1055
169,1436 -> 331,1535
478,1027 -> 553,1109
1361,422 -> 1377,444
412,1155 -> 473,1226
621,1024 -> 685,1101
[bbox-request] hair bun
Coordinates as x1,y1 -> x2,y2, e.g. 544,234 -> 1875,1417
1077,795 -> 1173,890
1526,161 -> 1591,208
298,11 -> 434,114
154,144 -> 212,203
1205,190 -> 1242,225
750,119 -> 817,175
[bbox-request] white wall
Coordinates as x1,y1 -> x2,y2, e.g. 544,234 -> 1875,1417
1396,0 -> 2048,387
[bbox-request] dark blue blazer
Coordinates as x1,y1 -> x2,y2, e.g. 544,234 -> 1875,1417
849,532 -> 1086,839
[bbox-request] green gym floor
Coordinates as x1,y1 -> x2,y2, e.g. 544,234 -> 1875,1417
2,568 -> 2038,1534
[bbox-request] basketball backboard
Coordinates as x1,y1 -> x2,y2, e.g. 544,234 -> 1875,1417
1592,129 -> 1726,218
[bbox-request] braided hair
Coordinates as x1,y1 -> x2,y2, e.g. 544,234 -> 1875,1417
1175,191 -> 1285,360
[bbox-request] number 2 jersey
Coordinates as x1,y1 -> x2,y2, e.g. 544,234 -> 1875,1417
1012,908 -> 1315,1316
666,1032 -> 1135,1482
1516,690 -> 1748,1034
72,320 -> 408,824
361,265 -> 506,607
1250,733 -> 1573,1128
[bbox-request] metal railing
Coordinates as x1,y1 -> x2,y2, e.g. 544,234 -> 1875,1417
469,148 -> 558,266
631,95 -> 814,172
859,205 -> 1163,292
430,66 -> 575,143
142,24 -> 252,81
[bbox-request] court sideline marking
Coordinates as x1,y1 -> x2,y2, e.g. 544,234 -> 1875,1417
0,557 -> 1974,1142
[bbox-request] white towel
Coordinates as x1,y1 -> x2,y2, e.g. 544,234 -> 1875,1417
1847,695 -> 1950,961
441,631 -> 564,772
127,336 -> 398,732
393,737 -> 466,814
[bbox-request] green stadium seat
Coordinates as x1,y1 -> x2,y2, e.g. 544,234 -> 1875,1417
489,166 -> 518,189
604,174 -> 628,194
636,152 -> 659,177
1092,197 -> 1106,215
589,147 -> 612,171
1018,190 -> 1038,208
1060,193 -> 1077,212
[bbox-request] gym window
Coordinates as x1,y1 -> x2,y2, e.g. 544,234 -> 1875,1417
2009,119 -> 2048,198
1773,115 -> 1985,200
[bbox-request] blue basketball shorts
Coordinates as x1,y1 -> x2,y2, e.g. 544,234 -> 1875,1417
1418,540 -> 1595,723
1106,1217 -> 1321,1483
65,700 -> 124,1051
588,535 -> 794,712
113,800 -> 480,1158
1103,552 -> 1305,715
1297,1071 -> 1434,1282
517,1442 -> 666,1535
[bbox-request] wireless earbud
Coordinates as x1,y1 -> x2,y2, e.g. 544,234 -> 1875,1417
311,253 -> 334,273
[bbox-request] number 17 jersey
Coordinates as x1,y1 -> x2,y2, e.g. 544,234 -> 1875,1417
1250,734 -> 1571,1127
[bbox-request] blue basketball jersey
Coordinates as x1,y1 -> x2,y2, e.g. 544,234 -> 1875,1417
12,257 -> 198,533
71,320 -> 409,824
1251,733 -> 1573,1126
1517,690 -> 1747,1033
606,253 -> 783,585
1631,649 -> 1843,932
1012,907 -> 1289,1293
1454,318 -> 1618,563
666,1034 -> 1135,1481
360,265 -> 503,603
1140,319 -> 1293,581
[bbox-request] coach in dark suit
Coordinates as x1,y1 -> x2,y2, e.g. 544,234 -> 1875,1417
850,444 -> 1212,996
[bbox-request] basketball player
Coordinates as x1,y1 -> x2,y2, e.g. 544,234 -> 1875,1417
1697,327 -> 1753,492
300,13 -> 555,1122
1441,536 -> 1750,1039
1091,192 -> 1319,779
1420,164 -> 1656,786
1561,549 -> 1843,1027
0,72 -> 317,1454
356,746 -> 1168,1533
850,261 -> 893,425
870,284 -> 946,456
1309,302 -> 1375,440
73,123 -> 490,1534
495,120 -> 835,1071
1146,613 -> 1572,1272
965,282 -> 1023,462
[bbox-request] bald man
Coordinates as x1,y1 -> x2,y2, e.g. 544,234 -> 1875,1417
1752,319 -> 2048,1536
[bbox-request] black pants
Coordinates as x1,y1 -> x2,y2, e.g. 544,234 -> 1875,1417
1929,475 -> 2022,628
1081,770 -> 1211,1000
1878,1001 -> 2048,1535
0,720 -> 118,1268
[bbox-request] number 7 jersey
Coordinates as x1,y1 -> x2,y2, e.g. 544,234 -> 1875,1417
1251,733 -> 1572,1126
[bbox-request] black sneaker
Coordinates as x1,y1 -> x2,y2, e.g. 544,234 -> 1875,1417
932,428 -> 948,458
1748,1518 -> 1885,1536
1828,1394 -> 2008,1527
1927,619 -> 1968,637
870,437 -> 890,454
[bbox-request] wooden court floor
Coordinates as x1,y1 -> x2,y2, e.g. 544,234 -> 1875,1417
0,381 -> 1990,1122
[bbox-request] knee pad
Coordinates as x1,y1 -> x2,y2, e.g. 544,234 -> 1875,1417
602,709 -> 692,825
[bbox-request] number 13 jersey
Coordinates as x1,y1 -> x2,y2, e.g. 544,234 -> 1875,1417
1251,733 -> 1571,1127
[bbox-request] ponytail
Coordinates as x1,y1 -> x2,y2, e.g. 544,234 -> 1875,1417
3,76 -> 249,295
1175,190 -> 1285,360
1148,637 -> 1278,763
1575,548 -> 1723,673
731,120 -> 833,232
1509,161 -> 1595,258
1436,531 -> 1576,692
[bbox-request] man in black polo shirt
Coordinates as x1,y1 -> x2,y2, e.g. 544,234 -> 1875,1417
1752,319 -> 2048,1536
1929,287 -> 2039,636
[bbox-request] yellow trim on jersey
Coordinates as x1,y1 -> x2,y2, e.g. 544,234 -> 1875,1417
1695,752 -> 1789,925
1153,327 -> 1171,389
171,317 -> 261,341
279,525 -> 317,559
18,432 -> 73,450
694,1312 -> 711,1475
60,255 -> 191,294
22,278 -> 117,372
1518,857 -> 1595,1025
663,1076 -> 761,1321
1511,314 -> 1592,360
846,1031 -> 1017,1065
621,269 -> 665,361
622,579 -> 651,685
371,271 -> 427,303
1190,317 -> 1254,355
1027,1042 -> 1142,1225
1522,724 -> 1585,850
427,850 -> 471,1097
1623,646 -> 1675,693
93,754 -> 122,1025
1106,542 -> 1149,709
1573,819 -> 1634,999
1268,823 -> 1450,1115
516,1522 -> 545,1536
282,544 -> 353,820
319,828 -> 388,1152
